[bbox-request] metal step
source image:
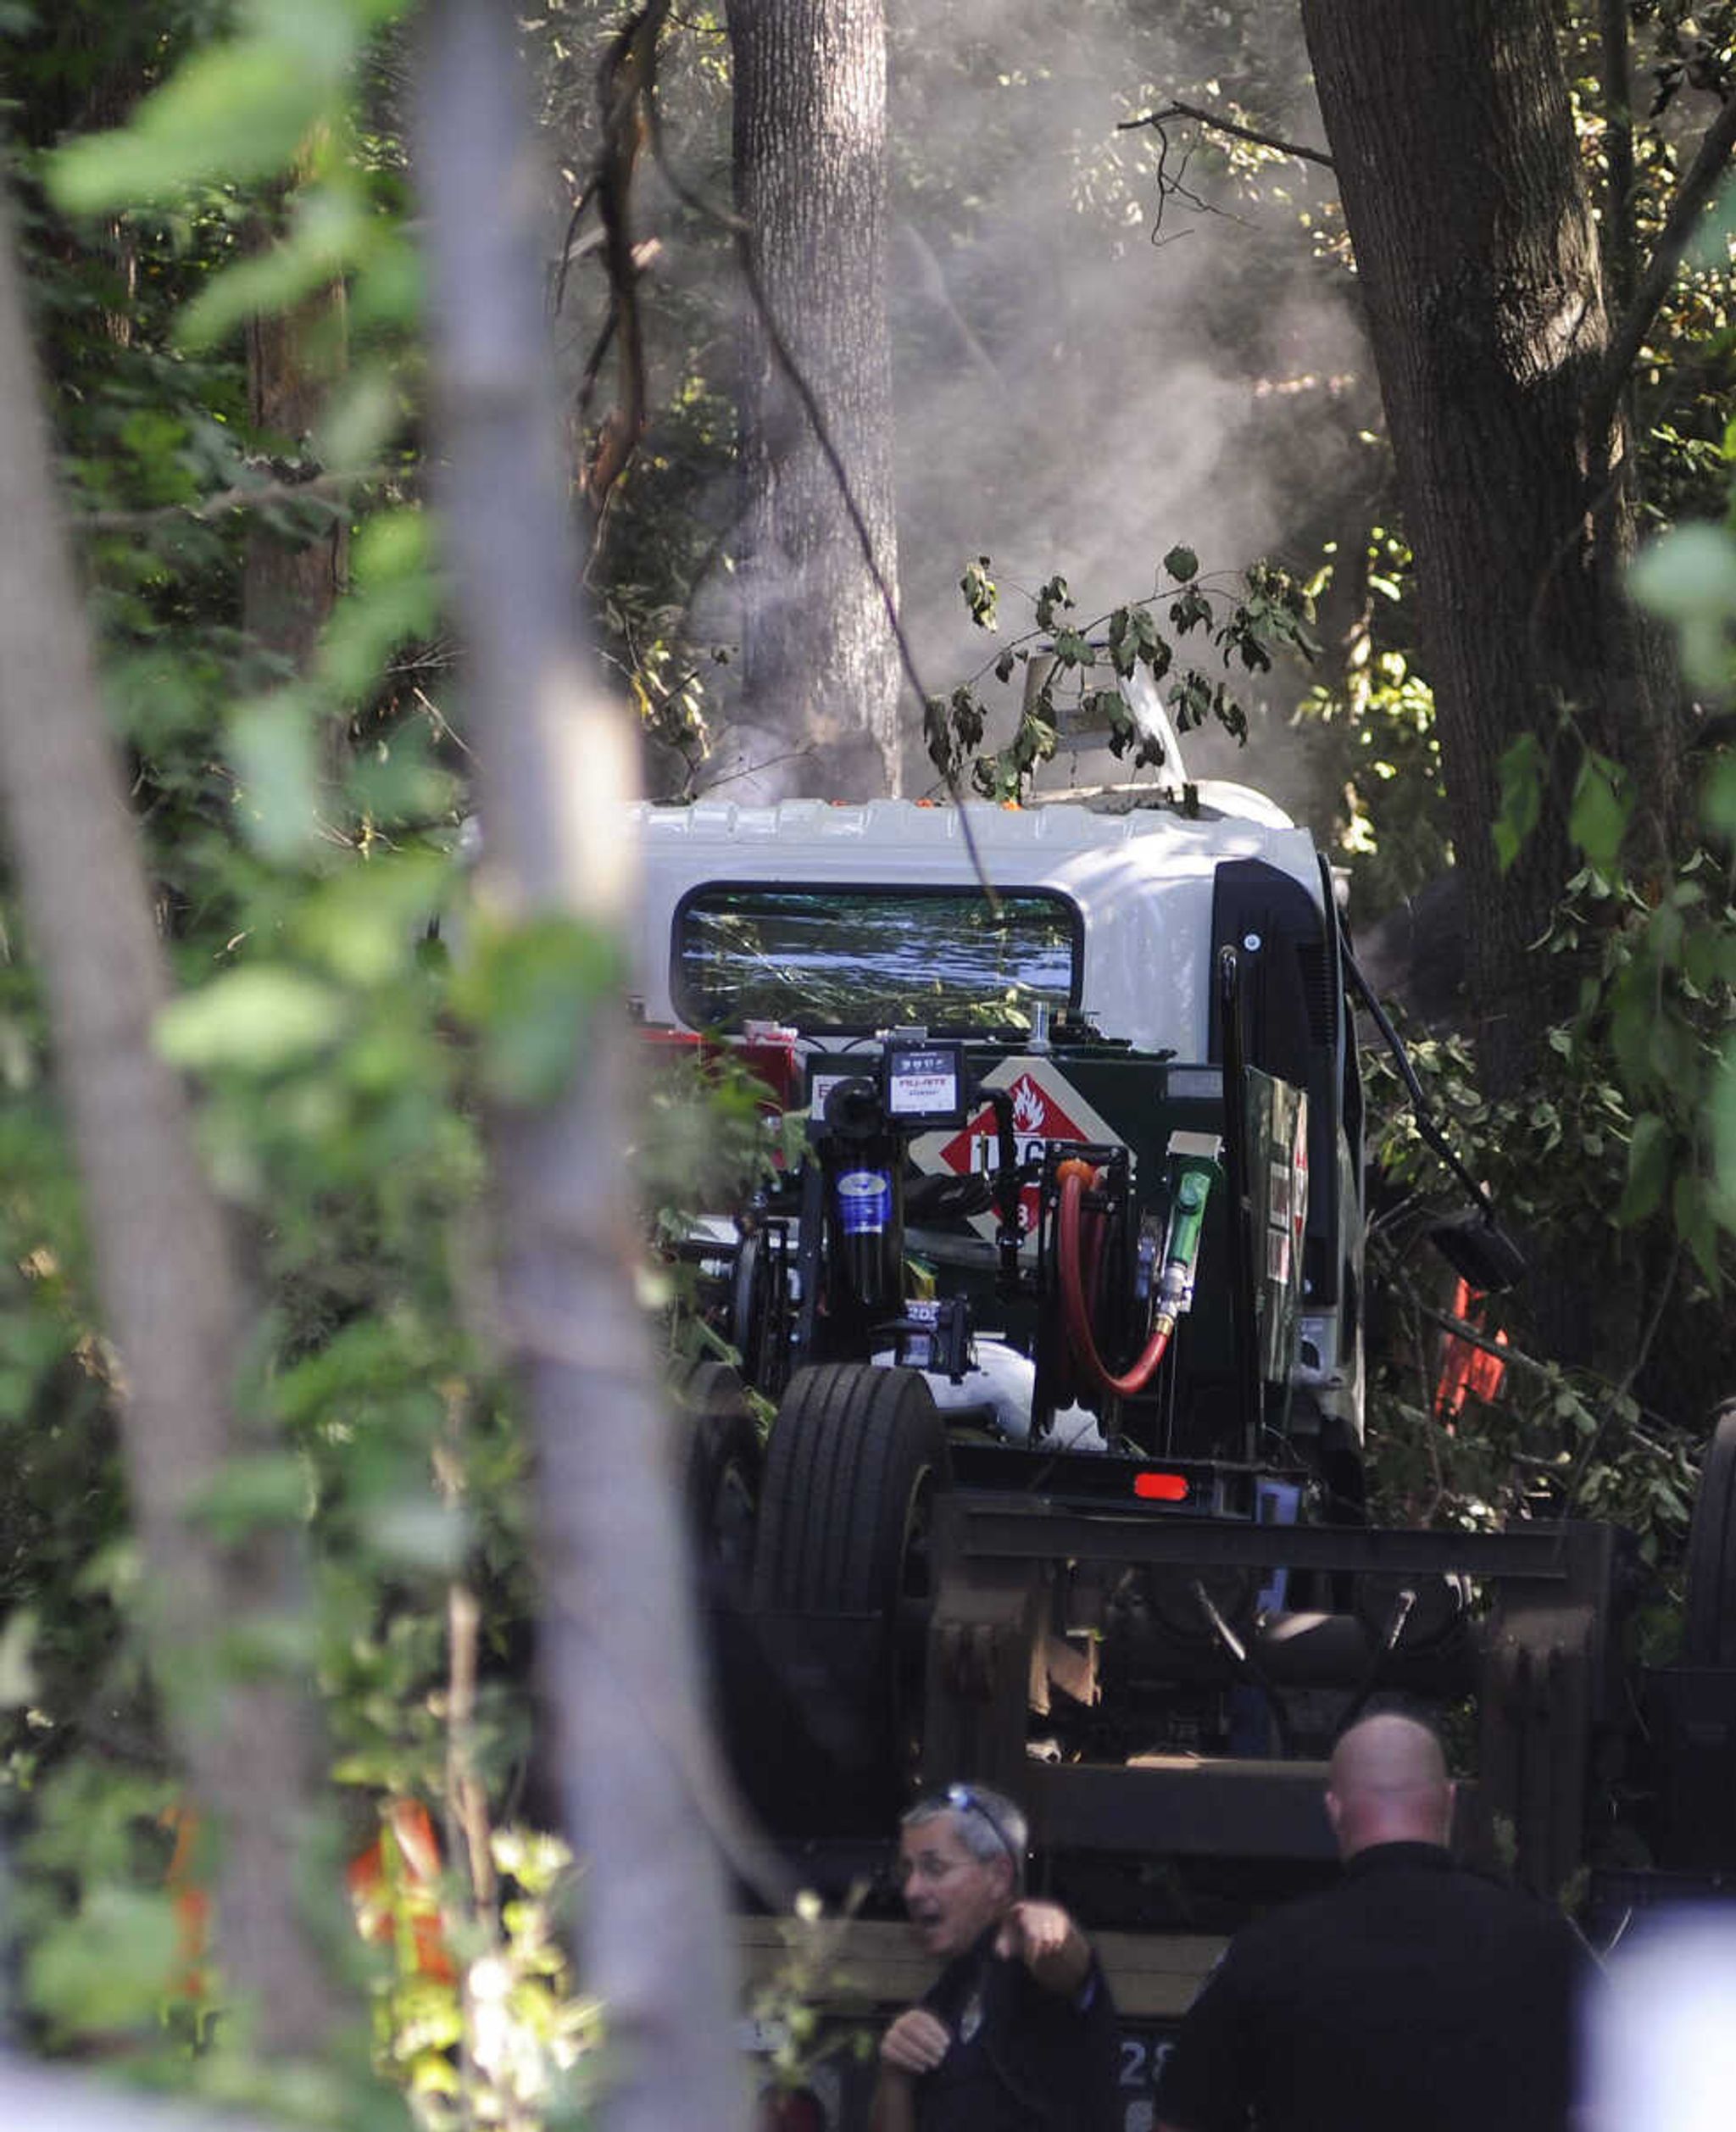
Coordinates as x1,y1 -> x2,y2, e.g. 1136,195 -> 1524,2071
1029,1755 -> 1338,1859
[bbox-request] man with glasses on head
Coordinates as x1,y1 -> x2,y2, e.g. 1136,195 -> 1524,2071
870,1783 -> 1119,2132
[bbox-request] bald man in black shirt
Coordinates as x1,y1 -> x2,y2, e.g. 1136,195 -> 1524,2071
1154,1713 -> 1593,2132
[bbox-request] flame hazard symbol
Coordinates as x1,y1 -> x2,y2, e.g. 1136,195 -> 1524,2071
927,1064 -> 1104,1243
1010,1080 -> 1047,1136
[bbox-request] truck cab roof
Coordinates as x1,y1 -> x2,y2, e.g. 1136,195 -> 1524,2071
629,793 -> 1327,1060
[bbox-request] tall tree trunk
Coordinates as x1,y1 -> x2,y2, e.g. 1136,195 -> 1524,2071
1300,0 -> 1682,1096
1298,1 -> 1691,1379
724,0 -> 902,800
412,10 -> 748,2132
0,186 -> 337,2057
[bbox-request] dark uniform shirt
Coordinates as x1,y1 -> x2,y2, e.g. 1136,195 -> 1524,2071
1153,1841 -> 1592,2132
912,1923 -> 1121,2132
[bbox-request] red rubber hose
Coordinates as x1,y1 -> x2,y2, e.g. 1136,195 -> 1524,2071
1057,1162 -> 1173,1397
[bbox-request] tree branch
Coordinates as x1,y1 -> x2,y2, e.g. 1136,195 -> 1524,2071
75,469 -> 373,534
1588,89 -> 1736,440
1367,1240 -> 1533,1378
1118,99 -> 1334,171
1599,0 -> 1637,311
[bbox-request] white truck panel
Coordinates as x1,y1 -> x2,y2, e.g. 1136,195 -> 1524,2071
630,798 -> 1324,1060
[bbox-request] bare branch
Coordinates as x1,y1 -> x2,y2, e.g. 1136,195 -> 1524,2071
1119,98 -> 1334,171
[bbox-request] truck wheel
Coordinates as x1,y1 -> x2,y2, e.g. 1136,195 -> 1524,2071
752,1363 -> 952,1828
731,1230 -> 790,1402
677,1360 -> 761,1613
1684,1403 -> 1736,1666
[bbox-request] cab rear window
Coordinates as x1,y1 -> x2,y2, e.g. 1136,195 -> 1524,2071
671,884 -> 1080,1036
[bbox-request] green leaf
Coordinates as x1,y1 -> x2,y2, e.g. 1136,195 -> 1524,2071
1674,1170 -> 1724,1292
1611,992 -> 1652,1094
1632,524 -> 1736,620
228,697 -> 322,862
179,185 -> 370,349
1631,525 -> 1736,697
294,850 -> 450,985
348,224 -> 426,333
363,501 -> 433,585
364,1495 -> 471,1573
345,728 -> 462,829
1648,1012 -> 1694,1090
218,1611 -> 321,1677
156,967 -> 348,1073
1164,544 -> 1199,582
1617,1111 -> 1672,1227
49,46 -> 331,210
106,649 -> 218,751
1169,585 -> 1212,637
1703,753 -> 1736,843
26,1888 -> 181,2034
0,1607 -> 38,1709
1711,1038 -> 1736,1227
1492,731 -> 1544,873
315,359 -> 409,473
1647,897 -> 1685,971
449,916 -> 626,1105
192,1452 -> 310,1540
1567,751 -> 1631,869
960,556 -> 998,630
316,507 -> 439,699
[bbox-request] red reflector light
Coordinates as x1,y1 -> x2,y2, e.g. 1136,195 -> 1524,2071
1132,1471 -> 1189,1502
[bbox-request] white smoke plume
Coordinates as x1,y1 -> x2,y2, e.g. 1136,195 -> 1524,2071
881,0 -> 1372,817
544,2 -> 1377,827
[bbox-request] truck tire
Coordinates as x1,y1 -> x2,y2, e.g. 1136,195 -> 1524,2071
1684,1403 -> 1736,1667
677,1359 -> 761,1613
731,1229 -> 791,1402
750,1363 -> 952,1829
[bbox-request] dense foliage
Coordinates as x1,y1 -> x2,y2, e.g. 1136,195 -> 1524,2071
0,1 -> 568,2113
1,0 -> 1735,2119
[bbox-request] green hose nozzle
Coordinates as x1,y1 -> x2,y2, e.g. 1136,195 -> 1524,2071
1155,1154 -> 1218,1322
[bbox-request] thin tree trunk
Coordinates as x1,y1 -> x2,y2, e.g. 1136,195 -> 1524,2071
0,186 -> 336,2057
411,10 -> 748,2132
725,0 -> 901,800
242,186 -> 348,676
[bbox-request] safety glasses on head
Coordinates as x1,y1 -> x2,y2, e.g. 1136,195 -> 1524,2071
946,1783 -> 1020,1872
